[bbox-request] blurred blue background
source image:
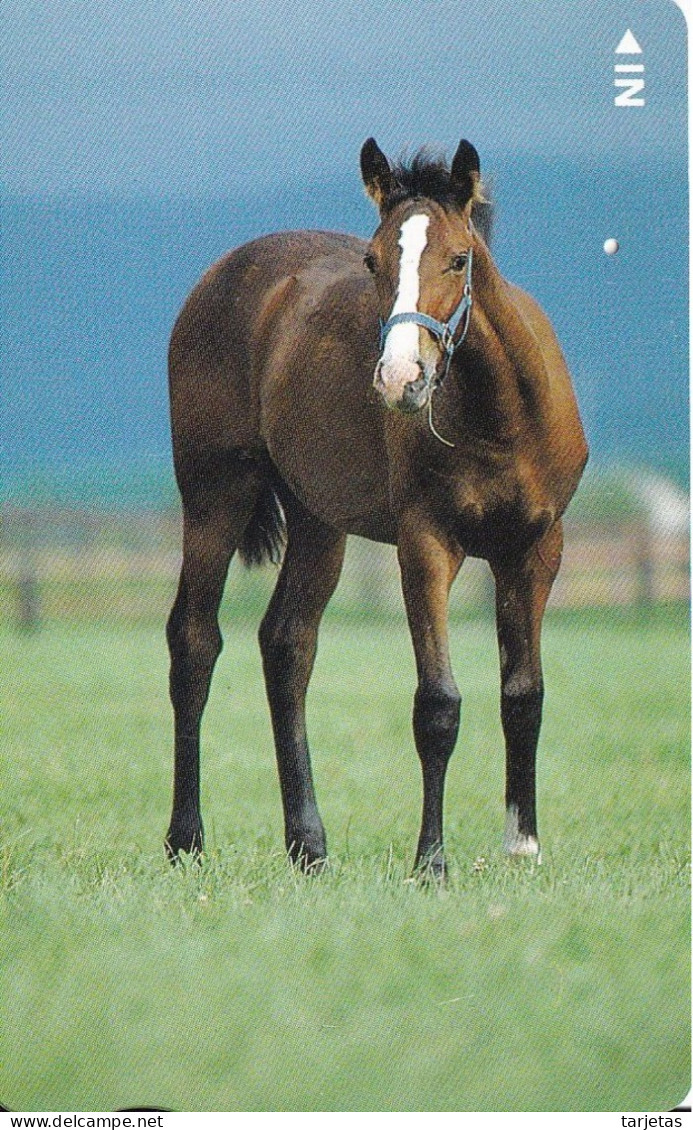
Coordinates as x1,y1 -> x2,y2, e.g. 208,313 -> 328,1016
1,0 -> 688,496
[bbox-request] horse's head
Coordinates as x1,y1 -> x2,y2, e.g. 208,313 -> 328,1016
360,138 -> 483,414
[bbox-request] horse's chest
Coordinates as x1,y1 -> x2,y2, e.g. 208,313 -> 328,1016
447,465 -> 555,558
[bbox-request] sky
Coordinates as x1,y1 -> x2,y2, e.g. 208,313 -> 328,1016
0,0 -> 688,196
1,0 -> 688,482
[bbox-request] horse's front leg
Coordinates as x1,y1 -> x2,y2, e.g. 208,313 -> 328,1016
398,510 -> 465,878
490,521 -> 563,861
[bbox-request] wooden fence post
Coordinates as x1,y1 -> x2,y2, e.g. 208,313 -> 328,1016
634,520 -> 656,607
16,509 -> 41,632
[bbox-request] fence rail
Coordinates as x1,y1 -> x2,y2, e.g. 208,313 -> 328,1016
1,503 -> 689,628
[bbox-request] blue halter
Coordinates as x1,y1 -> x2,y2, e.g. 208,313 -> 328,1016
378,247 -> 473,389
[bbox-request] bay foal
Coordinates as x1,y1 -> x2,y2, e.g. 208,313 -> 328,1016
166,139 -> 587,875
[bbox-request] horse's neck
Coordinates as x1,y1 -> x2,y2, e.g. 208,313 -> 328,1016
451,239 -> 551,440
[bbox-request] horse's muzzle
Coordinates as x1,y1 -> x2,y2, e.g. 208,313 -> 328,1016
373,358 -> 430,414
398,376 -> 430,414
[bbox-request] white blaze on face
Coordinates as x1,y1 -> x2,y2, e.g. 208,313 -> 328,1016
381,213 -> 430,364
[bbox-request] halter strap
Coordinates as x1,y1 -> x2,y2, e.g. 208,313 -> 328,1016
378,247 -> 473,387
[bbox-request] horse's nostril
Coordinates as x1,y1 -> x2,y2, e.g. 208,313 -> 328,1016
401,377 -> 428,411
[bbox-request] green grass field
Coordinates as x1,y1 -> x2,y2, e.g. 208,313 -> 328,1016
1,605 -> 689,1112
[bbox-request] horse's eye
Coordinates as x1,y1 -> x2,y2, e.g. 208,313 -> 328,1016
450,254 -> 468,273
364,253 -> 377,274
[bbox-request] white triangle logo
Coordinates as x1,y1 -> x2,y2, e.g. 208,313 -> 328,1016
615,29 -> 642,54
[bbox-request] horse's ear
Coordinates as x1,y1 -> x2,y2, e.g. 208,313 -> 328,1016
450,139 -> 482,207
360,138 -> 393,209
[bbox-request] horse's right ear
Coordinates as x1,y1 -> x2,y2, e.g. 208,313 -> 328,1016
360,138 -> 393,209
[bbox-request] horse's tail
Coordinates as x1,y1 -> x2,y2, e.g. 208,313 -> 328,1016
472,187 -> 494,248
238,476 -> 287,568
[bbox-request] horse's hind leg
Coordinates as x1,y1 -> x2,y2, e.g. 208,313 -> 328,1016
166,462 -> 261,859
491,521 -> 563,861
259,497 -> 346,869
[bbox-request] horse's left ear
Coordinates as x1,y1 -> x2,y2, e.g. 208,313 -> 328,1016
450,140 -> 482,207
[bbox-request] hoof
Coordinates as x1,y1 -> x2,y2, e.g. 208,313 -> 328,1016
412,847 -> 447,884
165,822 -> 204,863
287,834 -> 328,874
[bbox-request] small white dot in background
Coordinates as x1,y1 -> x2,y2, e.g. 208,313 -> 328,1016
603,238 -> 619,255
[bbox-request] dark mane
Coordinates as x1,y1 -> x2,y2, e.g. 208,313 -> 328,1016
387,150 -> 460,209
384,148 -> 494,246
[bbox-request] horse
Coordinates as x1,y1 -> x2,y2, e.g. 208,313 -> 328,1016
165,138 -> 588,877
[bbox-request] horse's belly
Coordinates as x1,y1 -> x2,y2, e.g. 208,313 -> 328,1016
258,264 -> 396,538
261,352 -> 391,535
261,353 -> 394,538
270,428 -> 396,542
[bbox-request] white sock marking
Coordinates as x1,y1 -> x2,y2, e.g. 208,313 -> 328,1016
382,213 -> 429,363
503,804 -> 541,861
